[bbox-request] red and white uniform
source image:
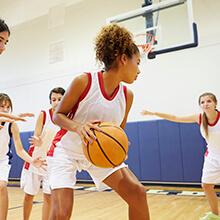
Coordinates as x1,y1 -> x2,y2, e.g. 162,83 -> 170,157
48,71 -> 127,158
0,122 -> 13,182
20,109 -> 60,195
47,71 -> 128,190
200,110 -> 220,183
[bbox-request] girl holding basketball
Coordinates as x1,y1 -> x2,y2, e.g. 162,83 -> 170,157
0,93 -> 46,219
21,87 -> 65,220
47,24 -> 150,220
141,92 -> 220,220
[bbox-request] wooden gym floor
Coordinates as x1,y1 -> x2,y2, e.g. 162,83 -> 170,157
7,181 -> 220,220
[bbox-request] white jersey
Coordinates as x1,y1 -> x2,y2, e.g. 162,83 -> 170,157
24,108 -> 60,174
47,71 -> 127,159
200,110 -> 220,159
0,122 -> 13,162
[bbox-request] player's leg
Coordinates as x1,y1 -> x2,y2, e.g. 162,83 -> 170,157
200,156 -> 220,219
42,175 -> 52,220
0,159 -> 11,220
0,180 -> 8,220
23,193 -> 34,220
49,188 -> 73,220
103,167 -> 150,220
21,170 -> 41,220
42,193 -> 52,220
202,183 -> 218,215
47,149 -> 77,220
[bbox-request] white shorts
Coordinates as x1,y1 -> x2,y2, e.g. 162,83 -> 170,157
47,147 -> 128,191
0,158 -> 11,182
20,168 -> 51,195
202,155 -> 220,184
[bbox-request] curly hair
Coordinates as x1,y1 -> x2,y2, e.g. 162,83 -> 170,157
94,23 -> 139,71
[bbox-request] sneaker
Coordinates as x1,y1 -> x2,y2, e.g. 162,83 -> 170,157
200,212 -> 220,220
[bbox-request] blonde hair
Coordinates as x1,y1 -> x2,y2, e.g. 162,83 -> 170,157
198,92 -> 217,137
0,93 -> 13,112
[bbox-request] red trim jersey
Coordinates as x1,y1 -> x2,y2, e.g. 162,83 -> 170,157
200,110 -> 220,158
24,108 -> 60,173
47,71 -> 127,159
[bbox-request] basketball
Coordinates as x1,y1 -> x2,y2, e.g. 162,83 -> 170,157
83,122 -> 129,168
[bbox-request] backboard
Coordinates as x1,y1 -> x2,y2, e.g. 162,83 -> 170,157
106,0 -> 198,59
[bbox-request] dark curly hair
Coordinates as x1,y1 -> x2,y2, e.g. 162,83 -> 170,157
94,23 -> 139,71
0,19 -> 10,36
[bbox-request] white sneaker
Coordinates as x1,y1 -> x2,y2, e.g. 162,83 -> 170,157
200,212 -> 220,220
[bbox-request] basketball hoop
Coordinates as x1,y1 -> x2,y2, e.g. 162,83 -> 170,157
133,33 -> 155,59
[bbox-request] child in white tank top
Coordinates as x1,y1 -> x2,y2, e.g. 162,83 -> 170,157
141,92 -> 220,220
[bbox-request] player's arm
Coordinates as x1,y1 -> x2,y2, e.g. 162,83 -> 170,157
53,74 -> 100,143
11,122 -> 46,169
0,116 -> 14,125
120,88 -> 133,130
29,112 -> 44,147
141,110 -> 200,123
0,112 -> 34,122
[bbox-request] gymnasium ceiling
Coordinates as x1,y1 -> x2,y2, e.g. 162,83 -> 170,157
0,0 -> 86,27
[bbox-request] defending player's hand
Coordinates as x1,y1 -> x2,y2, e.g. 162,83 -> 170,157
16,113 -> 35,121
140,110 -> 154,116
31,157 -> 47,172
29,136 -> 43,147
0,117 -> 14,128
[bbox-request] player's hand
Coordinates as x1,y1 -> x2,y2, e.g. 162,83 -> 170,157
17,113 -> 35,118
29,136 -> 42,147
14,113 -> 34,121
31,157 -> 47,172
0,117 -> 14,127
77,120 -> 101,146
141,110 -> 154,116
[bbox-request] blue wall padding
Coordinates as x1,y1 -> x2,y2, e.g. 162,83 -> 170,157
124,122 -> 141,179
157,120 -> 184,181
9,131 -> 33,178
138,121 -> 161,181
9,120 -> 206,184
179,123 -> 206,182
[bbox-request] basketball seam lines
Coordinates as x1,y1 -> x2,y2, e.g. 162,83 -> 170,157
95,130 -> 116,166
100,131 -> 127,154
89,129 -> 116,167
87,140 -> 95,166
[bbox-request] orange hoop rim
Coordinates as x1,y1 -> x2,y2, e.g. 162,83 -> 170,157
133,33 -> 155,54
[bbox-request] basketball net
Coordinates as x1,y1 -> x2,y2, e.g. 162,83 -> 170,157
133,33 -> 155,60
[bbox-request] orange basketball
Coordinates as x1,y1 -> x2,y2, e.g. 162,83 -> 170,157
83,122 -> 129,168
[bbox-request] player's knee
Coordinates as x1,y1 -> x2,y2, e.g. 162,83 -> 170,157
201,182 -> 214,191
24,193 -> 34,202
53,204 -> 72,219
127,183 -> 146,203
0,181 -> 7,193
53,210 -> 72,220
